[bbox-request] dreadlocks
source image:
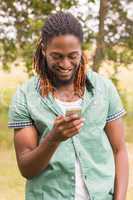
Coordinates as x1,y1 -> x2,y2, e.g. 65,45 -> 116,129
34,11 -> 93,97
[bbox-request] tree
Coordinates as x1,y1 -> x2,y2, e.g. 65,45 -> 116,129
92,0 -> 133,72
92,0 -> 108,71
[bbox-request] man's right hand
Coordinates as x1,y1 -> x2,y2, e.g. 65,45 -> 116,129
13,114 -> 84,178
50,114 -> 85,142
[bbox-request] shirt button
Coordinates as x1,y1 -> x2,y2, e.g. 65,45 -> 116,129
93,100 -> 97,105
84,175 -> 87,180
71,176 -> 74,181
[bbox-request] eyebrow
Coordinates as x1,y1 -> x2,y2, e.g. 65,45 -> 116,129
50,51 -> 80,56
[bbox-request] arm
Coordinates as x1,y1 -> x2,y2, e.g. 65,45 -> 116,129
104,118 -> 129,200
14,126 -> 60,179
14,114 -> 84,179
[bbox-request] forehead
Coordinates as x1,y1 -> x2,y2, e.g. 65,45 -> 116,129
46,34 -> 81,52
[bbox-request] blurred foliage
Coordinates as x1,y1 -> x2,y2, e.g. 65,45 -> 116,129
0,0 -> 94,72
105,47 -> 133,65
0,88 -> 15,110
0,0 -> 133,73
103,0 -> 133,67
93,0 -> 133,71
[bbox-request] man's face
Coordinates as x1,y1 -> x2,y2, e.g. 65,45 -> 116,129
43,34 -> 82,86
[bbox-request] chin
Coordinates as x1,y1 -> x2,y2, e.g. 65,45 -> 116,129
58,76 -> 74,85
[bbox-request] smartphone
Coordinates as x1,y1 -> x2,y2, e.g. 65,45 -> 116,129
65,108 -> 81,117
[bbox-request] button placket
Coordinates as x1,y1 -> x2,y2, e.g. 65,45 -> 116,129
71,176 -> 75,181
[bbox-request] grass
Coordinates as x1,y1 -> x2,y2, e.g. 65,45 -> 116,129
0,109 -> 13,148
0,148 -> 25,200
126,143 -> 133,200
0,108 -> 25,200
125,115 -> 133,143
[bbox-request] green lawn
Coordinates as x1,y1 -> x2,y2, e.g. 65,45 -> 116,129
0,108 -> 25,200
0,148 -> 25,200
0,110 -> 12,148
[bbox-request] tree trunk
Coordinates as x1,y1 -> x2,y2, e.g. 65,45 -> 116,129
92,0 -> 108,72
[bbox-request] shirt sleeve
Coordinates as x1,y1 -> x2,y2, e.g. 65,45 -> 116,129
106,80 -> 126,122
8,87 -> 33,129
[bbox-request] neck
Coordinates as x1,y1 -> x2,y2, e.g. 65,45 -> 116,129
53,82 -> 81,102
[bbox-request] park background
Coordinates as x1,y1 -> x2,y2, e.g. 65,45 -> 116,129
0,0 -> 133,199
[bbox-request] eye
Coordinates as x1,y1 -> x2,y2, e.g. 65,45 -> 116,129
52,55 -> 60,59
69,54 -> 80,59
69,55 -> 77,59
51,54 -> 63,60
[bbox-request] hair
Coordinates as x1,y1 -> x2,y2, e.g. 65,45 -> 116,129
34,11 -> 93,97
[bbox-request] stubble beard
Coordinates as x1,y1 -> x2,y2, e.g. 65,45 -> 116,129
45,63 -> 80,89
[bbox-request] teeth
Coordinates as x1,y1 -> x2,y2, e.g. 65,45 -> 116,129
59,69 -> 70,72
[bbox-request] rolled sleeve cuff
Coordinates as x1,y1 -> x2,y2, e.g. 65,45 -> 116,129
8,121 -> 33,129
106,108 -> 126,122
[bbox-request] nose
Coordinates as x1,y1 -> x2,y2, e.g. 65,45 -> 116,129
59,57 -> 71,69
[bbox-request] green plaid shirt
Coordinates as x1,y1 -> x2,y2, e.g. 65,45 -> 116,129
8,69 -> 126,200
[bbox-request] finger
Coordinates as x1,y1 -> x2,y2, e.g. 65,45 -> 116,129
55,114 -> 80,126
54,115 -> 65,125
56,115 -> 64,120
64,118 -> 85,129
64,122 -> 84,136
64,114 -> 81,123
55,115 -> 74,127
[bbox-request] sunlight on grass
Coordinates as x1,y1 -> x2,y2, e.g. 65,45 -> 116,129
127,189 -> 133,200
0,148 -> 25,200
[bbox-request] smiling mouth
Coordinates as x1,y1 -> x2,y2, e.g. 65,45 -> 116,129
57,68 -> 72,73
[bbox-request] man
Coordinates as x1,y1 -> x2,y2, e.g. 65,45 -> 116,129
8,11 -> 128,200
